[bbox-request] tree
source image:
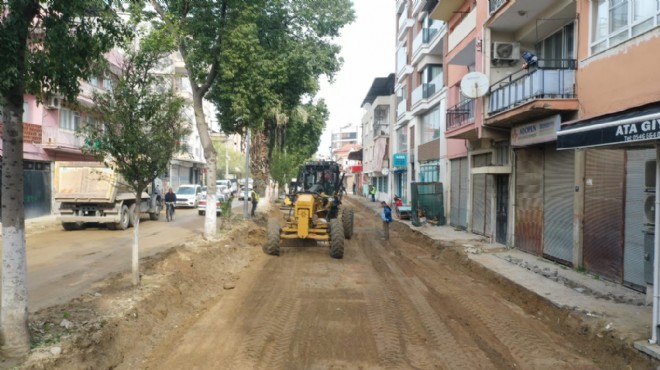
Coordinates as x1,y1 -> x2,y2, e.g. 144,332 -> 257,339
270,101 -> 328,187
0,1 -> 128,357
148,0 -> 353,233
81,44 -> 188,287
213,138 -> 246,180
210,1 -> 354,190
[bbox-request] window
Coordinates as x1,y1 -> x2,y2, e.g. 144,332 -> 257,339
103,76 -> 112,91
535,22 -> 575,65
397,126 -> 408,153
420,105 -> 441,143
23,102 -> 29,123
59,109 -> 81,131
419,161 -> 440,182
591,0 -> 659,53
373,105 -> 389,137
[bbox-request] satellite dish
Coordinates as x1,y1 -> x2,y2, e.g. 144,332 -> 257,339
381,168 -> 390,175
460,72 -> 489,98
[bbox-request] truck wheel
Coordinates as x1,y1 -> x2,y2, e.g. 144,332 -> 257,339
329,218 -> 344,259
115,204 -> 130,230
263,219 -> 281,256
62,222 -> 84,231
128,203 -> 137,227
342,208 -> 354,240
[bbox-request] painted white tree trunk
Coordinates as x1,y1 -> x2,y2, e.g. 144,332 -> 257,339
192,94 -> 218,239
132,205 -> 140,286
1,103 -> 30,357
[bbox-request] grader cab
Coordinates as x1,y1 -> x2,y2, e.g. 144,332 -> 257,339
263,160 -> 354,259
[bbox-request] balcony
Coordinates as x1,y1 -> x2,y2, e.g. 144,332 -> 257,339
396,0 -> 406,14
411,22 -> 446,65
411,73 -> 444,114
42,126 -> 85,151
488,59 -> 577,122
446,99 -> 475,131
429,0 -> 463,21
397,99 -> 407,118
398,14 -> 414,41
413,0 -> 427,15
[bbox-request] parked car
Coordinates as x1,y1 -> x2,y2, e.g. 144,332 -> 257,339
198,193 -> 225,216
175,184 -> 202,208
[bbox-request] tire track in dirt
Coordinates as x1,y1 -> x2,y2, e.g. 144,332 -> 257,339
391,231 -> 602,370
227,253 -> 302,370
364,236 -> 494,369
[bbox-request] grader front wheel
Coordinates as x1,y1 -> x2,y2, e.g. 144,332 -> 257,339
329,218 -> 345,259
263,218 -> 281,256
342,208 -> 354,240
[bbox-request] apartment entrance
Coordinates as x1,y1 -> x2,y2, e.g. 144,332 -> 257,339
495,175 -> 508,244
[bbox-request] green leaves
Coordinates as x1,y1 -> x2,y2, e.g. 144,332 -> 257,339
80,47 -> 188,193
0,0 -> 130,102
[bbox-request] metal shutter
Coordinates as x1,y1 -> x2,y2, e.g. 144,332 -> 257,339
515,148 -> 544,256
543,145 -> 574,264
584,149 -> 625,281
451,159 -> 461,226
472,174 -> 486,235
459,157 -> 469,228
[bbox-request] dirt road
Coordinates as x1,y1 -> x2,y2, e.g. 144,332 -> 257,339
134,198 -> 640,370
23,207 -> 205,311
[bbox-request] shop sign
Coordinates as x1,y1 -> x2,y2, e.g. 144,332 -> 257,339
511,115 -> 560,147
393,153 -> 408,167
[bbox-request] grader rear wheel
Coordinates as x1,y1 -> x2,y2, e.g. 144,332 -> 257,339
263,218 -> 281,256
342,208 -> 354,240
329,218 -> 344,259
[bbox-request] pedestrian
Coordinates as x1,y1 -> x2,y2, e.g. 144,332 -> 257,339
352,183 -> 356,195
250,188 -> 259,217
521,50 -> 538,70
369,185 -> 376,202
381,201 -> 393,240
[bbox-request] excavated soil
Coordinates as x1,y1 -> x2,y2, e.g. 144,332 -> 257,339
9,200 -> 658,369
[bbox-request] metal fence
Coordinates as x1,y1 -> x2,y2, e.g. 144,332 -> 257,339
411,182 -> 445,227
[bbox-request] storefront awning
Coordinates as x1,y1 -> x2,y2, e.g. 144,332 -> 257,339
557,104 -> 660,150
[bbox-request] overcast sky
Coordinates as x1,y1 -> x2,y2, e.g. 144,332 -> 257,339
316,0 -> 395,156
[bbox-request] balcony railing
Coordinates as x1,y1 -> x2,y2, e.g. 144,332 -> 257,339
411,73 -> 443,106
396,47 -> 407,75
446,99 -> 475,131
42,126 -> 85,148
412,25 -> 443,55
397,99 -> 407,118
488,59 -> 577,115
489,0 -> 507,14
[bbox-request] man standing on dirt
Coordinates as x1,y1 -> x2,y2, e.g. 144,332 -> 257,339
381,201 -> 392,240
369,185 -> 376,202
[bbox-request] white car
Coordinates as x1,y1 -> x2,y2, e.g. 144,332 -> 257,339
175,184 -> 202,208
198,193 -> 225,216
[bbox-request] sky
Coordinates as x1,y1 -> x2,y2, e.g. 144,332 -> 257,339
316,0 -> 396,156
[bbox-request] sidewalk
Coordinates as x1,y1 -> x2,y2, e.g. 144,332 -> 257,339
349,194 -> 660,360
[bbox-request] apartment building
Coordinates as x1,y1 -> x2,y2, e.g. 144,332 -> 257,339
424,0 -> 660,297
396,0 -> 449,209
361,74 -> 395,201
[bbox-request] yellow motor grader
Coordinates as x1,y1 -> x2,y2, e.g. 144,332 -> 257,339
263,160 -> 354,259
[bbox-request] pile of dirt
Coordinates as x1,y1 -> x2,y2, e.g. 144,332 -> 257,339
15,218 -> 266,370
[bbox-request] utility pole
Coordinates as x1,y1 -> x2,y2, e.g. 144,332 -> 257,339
225,134 -> 229,179
243,128 -> 251,219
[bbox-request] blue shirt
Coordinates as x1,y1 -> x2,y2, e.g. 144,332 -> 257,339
382,206 -> 392,223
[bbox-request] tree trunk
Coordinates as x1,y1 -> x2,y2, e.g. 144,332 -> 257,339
132,195 -> 140,286
0,100 -> 30,357
250,128 -> 270,196
192,93 -> 218,239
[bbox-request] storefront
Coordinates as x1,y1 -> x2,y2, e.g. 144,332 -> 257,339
557,102 -> 660,341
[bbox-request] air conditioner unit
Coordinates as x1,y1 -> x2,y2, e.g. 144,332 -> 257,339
492,42 -> 520,61
45,96 -> 61,110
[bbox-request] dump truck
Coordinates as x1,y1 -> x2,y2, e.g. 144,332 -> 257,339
55,162 -> 163,230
